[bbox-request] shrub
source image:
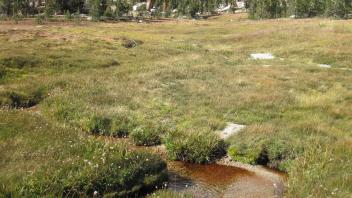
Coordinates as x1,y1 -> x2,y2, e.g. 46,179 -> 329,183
87,115 -> 112,135
164,130 -> 226,163
130,125 -> 162,146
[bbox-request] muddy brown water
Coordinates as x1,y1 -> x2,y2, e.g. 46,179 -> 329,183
166,161 -> 285,198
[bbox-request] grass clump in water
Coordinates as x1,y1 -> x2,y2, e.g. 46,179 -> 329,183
86,115 -> 112,135
130,124 -> 162,146
227,124 -> 300,171
110,113 -> 137,137
164,130 -> 227,164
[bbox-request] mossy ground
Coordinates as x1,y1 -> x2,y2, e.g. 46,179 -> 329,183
0,14 -> 351,196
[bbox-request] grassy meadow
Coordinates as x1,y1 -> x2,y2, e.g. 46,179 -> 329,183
0,14 -> 351,197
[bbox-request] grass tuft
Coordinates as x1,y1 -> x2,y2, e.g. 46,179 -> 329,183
164,130 -> 227,163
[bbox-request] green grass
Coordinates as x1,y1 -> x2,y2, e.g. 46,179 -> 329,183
0,111 -> 167,196
0,14 -> 351,196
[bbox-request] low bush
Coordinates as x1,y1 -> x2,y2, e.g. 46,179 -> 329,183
130,125 -> 162,146
164,130 -> 226,163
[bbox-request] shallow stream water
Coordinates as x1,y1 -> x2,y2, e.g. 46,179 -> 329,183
166,161 -> 285,198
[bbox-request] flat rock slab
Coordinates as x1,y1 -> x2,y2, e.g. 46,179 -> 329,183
318,64 -> 332,68
251,53 -> 275,60
220,123 -> 246,140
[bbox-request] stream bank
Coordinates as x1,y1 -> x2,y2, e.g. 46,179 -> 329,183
100,137 -> 286,198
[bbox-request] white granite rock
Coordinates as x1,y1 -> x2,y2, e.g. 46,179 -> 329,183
220,123 -> 246,140
251,53 -> 275,60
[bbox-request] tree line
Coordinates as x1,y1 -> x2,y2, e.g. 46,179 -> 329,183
247,0 -> 352,19
0,0 -> 236,19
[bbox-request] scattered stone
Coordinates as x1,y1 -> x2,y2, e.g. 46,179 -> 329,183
219,123 -> 246,140
251,53 -> 275,60
121,38 -> 143,48
318,64 -> 332,68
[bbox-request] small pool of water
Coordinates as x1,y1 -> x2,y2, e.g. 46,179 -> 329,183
166,161 -> 284,198
168,161 -> 253,186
